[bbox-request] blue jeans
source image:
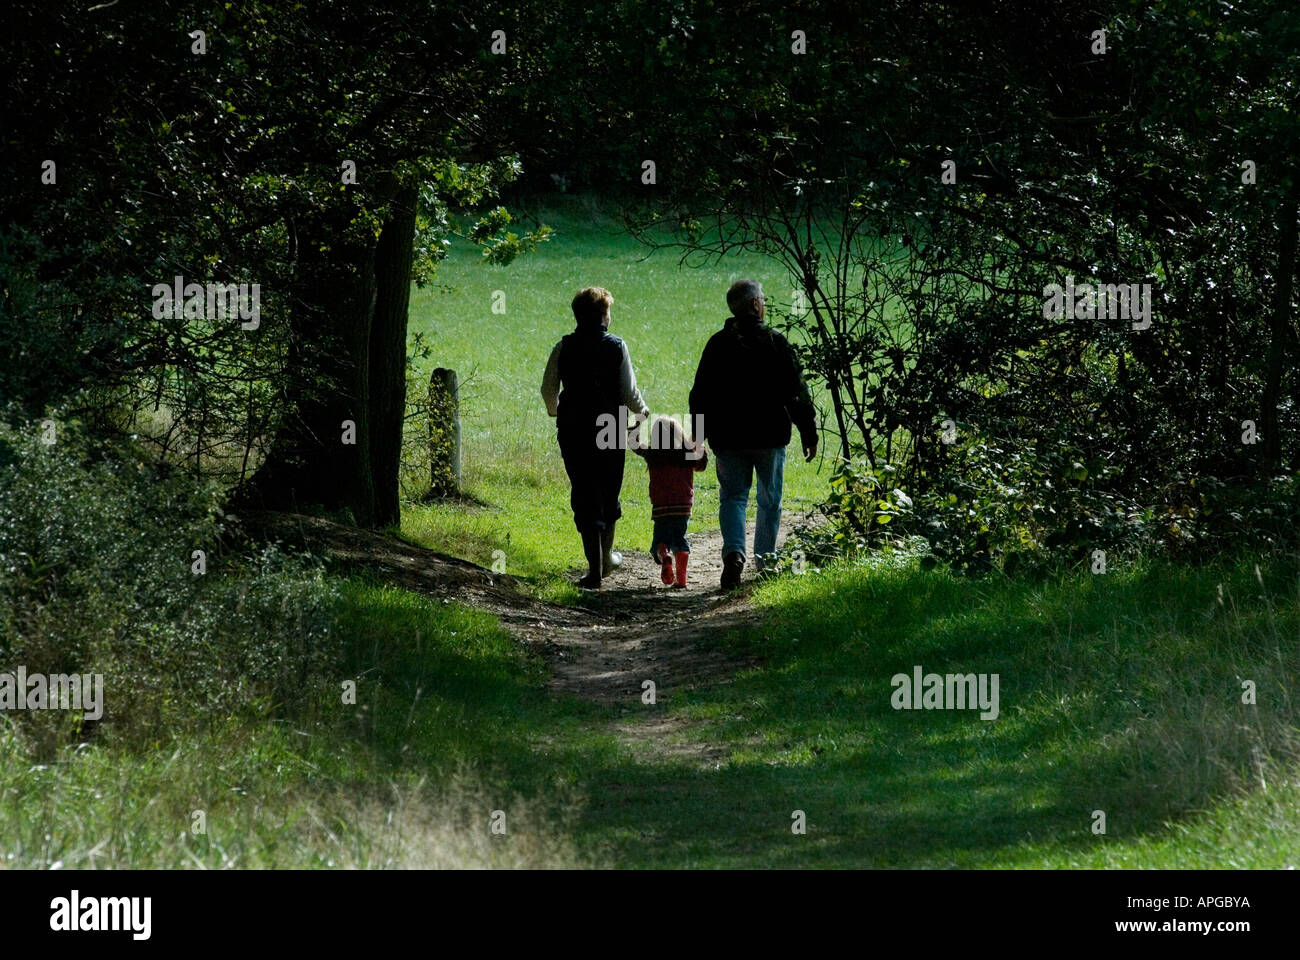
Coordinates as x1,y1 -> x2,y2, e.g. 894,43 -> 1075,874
714,447 -> 786,562
649,516 -> 691,556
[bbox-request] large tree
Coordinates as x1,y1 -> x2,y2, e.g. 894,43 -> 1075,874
2,1 -> 550,527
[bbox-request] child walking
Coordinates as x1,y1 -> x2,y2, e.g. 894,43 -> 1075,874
631,416 -> 708,588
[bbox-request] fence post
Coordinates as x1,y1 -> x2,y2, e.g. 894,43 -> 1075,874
429,367 -> 462,495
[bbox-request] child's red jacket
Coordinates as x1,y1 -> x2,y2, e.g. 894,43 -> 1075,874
635,443 -> 708,520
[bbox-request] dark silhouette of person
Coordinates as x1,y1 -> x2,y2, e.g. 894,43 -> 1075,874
542,286 -> 649,588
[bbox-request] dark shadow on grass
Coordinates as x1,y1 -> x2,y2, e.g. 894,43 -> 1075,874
536,559 -> 1299,867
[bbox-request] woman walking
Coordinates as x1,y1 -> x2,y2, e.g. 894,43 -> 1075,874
541,286 -> 650,588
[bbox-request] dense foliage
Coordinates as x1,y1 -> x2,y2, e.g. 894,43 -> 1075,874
526,0 -> 1300,569
0,409 -> 342,754
1,1 -> 550,526
3,0 -> 1296,569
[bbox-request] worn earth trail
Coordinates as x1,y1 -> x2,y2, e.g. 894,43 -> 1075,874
238,511 -> 780,762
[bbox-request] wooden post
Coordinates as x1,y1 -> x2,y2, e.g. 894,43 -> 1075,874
429,367 -> 462,495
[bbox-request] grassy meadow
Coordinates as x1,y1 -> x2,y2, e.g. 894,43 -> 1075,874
8,556 -> 1297,869
401,195 -> 830,592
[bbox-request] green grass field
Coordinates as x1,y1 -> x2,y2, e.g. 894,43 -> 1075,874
402,196 -> 829,592
10,555 -> 1295,868
645,555 -> 1300,868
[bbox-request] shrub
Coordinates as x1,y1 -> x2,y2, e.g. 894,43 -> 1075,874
0,407 -> 342,753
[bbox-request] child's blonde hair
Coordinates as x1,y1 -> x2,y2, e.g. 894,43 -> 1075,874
634,416 -> 699,466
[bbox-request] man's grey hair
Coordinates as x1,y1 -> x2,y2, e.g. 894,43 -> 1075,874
726,279 -> 763,317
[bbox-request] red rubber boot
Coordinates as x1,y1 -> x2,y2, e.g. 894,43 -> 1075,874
657,544 -> 674,585
673,551 -> 689,588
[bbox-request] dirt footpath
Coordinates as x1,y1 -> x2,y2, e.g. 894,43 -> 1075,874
237,511 -> 781,762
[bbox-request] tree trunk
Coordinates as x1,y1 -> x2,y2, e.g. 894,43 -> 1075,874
368,182 -> 419,527
233,214 -> 379,525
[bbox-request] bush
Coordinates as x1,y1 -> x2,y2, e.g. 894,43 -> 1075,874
816,424 -> 1300,577
904,432 -> 1151,576
0,408 -> 342,753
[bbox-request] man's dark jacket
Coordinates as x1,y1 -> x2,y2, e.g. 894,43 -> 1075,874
689,315 -> 818,450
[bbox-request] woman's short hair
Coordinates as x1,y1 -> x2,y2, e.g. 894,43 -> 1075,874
572,286 -> 614,326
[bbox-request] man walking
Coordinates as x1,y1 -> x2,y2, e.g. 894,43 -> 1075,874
689,279 -> 818,590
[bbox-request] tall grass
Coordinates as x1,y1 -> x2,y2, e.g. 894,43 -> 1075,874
0,576 -> 606,870
0,719 -> 594,869
0,415 -> 600,868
